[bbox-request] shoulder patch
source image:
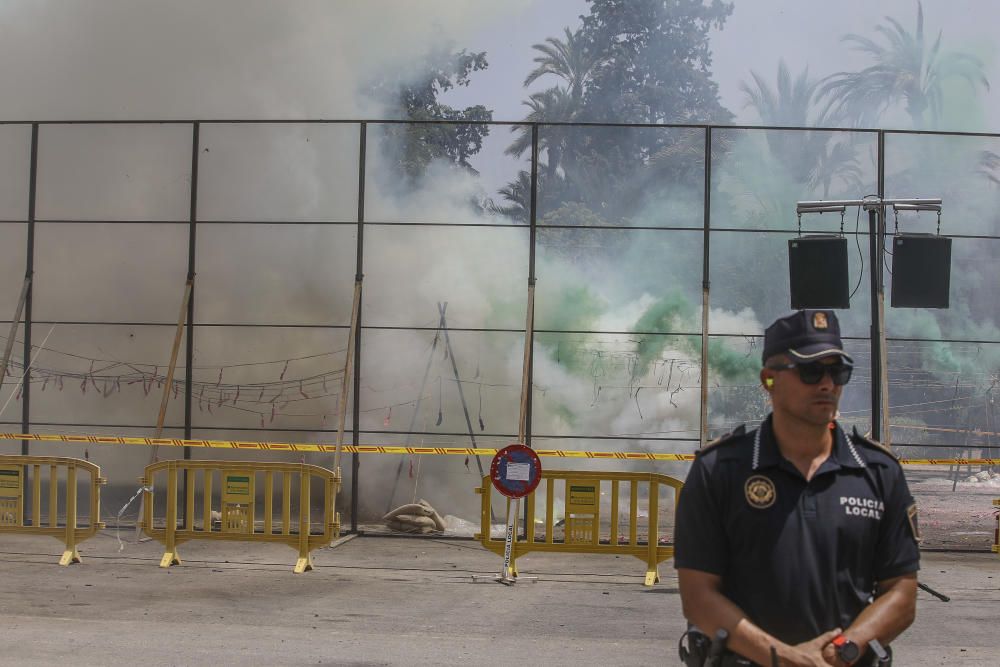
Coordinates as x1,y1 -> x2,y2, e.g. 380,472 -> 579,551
906,503 -> 921,542
697,425 -> 746,457
850,426 -> 901,464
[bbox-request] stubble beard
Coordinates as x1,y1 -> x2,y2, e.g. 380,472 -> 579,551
797,394 -> 839,426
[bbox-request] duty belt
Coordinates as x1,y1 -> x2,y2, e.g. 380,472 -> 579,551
679,630 -> 892,666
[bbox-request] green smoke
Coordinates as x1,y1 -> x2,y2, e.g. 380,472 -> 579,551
631,293 -> 759,383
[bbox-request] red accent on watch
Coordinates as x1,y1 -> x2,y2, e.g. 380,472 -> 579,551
831,634 -> 860,664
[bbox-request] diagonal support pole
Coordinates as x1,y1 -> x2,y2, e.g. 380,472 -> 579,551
438,302 -> 487,480
136,280 -> 192,539
151,279 -> 193,457
328,277 -> 362,536
334,278 -> 362,475
386,304 -> 446,514
0,277 -> 30,397
438,302 -> 496,523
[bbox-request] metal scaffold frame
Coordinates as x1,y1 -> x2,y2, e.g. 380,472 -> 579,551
2,119 -> 999,529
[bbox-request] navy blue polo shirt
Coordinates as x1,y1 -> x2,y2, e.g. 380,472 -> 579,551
674,416 -> 920,644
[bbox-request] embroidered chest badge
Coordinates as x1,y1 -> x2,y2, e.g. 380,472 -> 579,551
745,475 -> 777,509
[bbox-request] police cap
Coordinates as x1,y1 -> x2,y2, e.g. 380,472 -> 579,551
762,309 -> 853,364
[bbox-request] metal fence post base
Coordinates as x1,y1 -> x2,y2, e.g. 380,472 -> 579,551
58,547 -> 81,566
644,566 -> 660,587
160,550 -> 181,568
293,555 -> 314,574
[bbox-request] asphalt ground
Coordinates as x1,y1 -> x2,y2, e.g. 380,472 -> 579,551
0,533 -> 996,666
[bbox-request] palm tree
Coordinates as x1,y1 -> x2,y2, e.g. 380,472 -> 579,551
978,150 -> 1000,187
818,2 -> 989,128
506,86 -> 577,181
487,170 -> 532,223
740,60 -> 864,196
809,139 -> 865,198
523,27 -> 604,103
740,59 -> 817,127
508,26 -> 606,179
740,60 -> 829,175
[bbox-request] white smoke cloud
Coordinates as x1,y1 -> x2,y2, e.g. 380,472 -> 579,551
0,0 -> 530,120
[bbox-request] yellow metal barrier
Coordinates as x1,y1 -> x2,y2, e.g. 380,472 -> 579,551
476,471 -> 683,586
0,454 -> 106,565
993,499 -> 999,556
141,460 -> 341,573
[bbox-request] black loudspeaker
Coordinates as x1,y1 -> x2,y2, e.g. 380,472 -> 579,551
788,235 -> 850,309
890,234 -> 952,308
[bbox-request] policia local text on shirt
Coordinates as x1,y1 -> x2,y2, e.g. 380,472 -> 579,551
675,310 -> 920,666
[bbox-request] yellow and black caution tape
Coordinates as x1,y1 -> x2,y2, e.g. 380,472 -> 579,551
0,432 -> 693,460
899,458 -> 1000,465
1,432 -> 998,466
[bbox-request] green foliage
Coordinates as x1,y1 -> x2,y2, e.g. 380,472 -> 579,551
369,47 -> 494,183
578,0 -> 734,125
540,202 -> 607,228
524,27 -> 604,103
535,204 -> 622,268
487,170 -> 532,223
497,1 -> 737,229
505,27 -> 609,187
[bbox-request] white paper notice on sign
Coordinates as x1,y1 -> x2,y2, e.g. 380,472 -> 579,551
506,462 -> 531,481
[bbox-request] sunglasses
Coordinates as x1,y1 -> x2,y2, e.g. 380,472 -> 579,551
766,360 -> 853,386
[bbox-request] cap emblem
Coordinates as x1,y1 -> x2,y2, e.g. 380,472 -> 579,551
813,312 -> 829,329
744,475 -> 776,509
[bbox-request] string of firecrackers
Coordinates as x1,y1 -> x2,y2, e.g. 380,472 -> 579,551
2,432 -> 999,465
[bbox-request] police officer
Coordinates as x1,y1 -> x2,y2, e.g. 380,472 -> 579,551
675,310 -> 920,666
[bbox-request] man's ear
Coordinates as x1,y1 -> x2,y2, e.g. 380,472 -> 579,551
760,369 -> 774,389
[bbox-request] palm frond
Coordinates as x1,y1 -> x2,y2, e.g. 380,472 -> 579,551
819,1 -> 987,128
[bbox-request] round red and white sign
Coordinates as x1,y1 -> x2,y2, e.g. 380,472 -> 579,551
489,444 -> 542,499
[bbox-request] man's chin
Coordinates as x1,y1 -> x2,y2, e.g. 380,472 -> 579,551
803,404 -> 838,424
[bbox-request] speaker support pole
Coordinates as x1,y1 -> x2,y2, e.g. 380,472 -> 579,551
866,206 -> 885,442
797,195 -> 944,447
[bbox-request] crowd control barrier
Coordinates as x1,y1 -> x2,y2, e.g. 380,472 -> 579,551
141,460 -> 341,573
0,454 -> 106,565
476,470 -> 683,585
993,499 -> 999,556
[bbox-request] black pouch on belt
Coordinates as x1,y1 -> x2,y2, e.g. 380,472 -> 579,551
678,629 -> 711,666
679,631 -> 755,666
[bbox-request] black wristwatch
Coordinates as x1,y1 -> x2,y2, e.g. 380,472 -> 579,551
832,634 -> 860,664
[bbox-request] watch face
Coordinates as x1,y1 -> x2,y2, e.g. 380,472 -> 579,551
837,640 -> 860,663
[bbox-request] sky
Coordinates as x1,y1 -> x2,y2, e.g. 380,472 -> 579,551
713,0 -> 998,130
442,0 -> 1000,131
0,0 -> 997,130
